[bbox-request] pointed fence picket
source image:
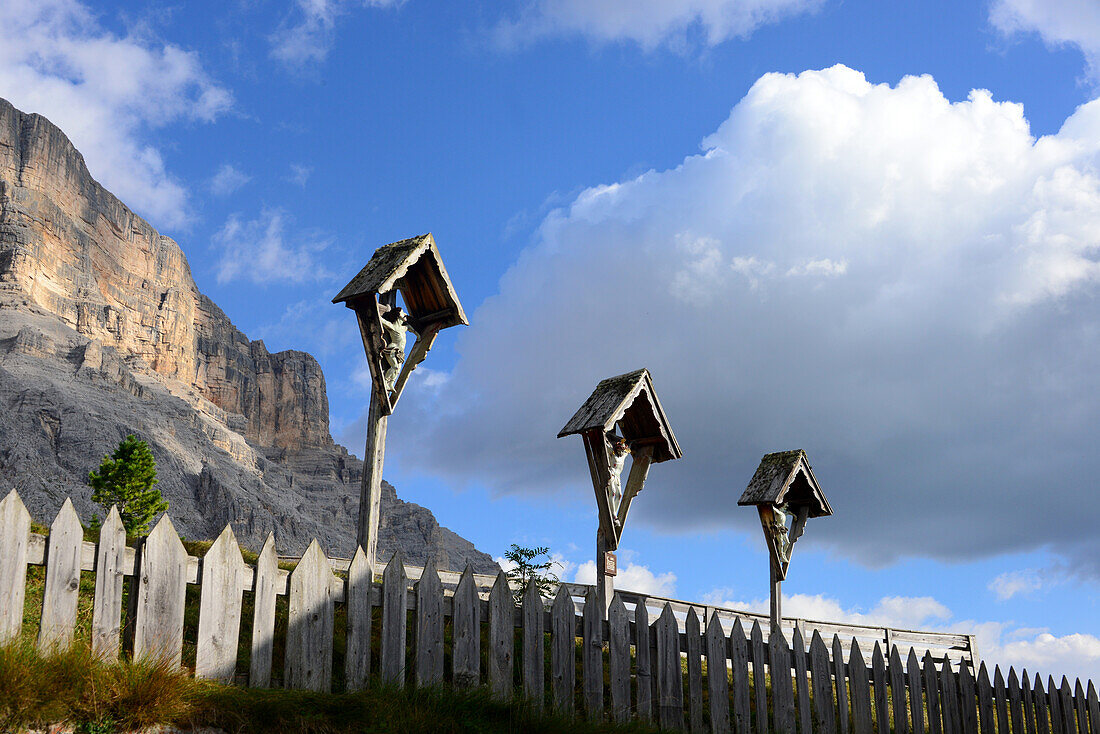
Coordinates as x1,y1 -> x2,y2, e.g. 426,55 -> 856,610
3,488 -> 1100,732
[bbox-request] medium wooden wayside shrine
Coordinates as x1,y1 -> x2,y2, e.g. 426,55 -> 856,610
738,449 -> 832,633
558,368 -> 681,617
333,233 -> 467,570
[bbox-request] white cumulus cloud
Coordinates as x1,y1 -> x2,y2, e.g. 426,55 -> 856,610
572,560 -> 678,597
494,0 -> 823,50
209,164 -> 251,197
213,209 -> 333,285
989,569 -> 1045,600
991,0 -> 1100,79
0,0 -> 231,229
387,65 -> 1100,578
271,0 -> 402,68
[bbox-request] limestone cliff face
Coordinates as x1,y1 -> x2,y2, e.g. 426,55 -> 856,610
0,97 -> 496,571
0,98 -> 329,451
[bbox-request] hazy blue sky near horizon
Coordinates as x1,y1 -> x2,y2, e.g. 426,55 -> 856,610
4,0 -> 1100,678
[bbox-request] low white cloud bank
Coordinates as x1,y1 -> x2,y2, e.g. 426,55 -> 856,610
388,65 -> 1100,578
0,0 -> 231,229
271,0 -> 402,68
705,589 -> 1100,680
494,0 -> 822,50
991,0 -> 1100,79
213,209 -> 334,285
572,560 -> 678,597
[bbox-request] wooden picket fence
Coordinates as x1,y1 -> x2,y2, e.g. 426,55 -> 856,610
1,489 -> 1098,733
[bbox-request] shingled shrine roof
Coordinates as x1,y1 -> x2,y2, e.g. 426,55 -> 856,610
737,449 -> 832,517
558,368 -> 682,463
332,233 -> 468,331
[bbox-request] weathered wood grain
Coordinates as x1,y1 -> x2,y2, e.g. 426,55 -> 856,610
976,663 -> 994,734
1009,668 -> 1026,734
835,636 -> 851,734
1060,678 -> 1076,734
609,594 -> 631,723
794,627 -> 813,734
132,515 -> 187,668
907,650 -> 924,734
770,627 -> 796,734
488,570 -> 514,700
415,556 -> 444,687
657,603 -> 684,731
849,642 -> 873,734
752,622 -> 770,734
551,584 -> 575,715
636,599 -> 654,721
1035,672 -> 1051,734
686,608 -> 703,732
994,667 -> 1009,734
1023,670 -> 1038,734
942,658 -> 961,734
1049,676 -> 1064,734
249,534 -> 278,688
730,619 -> 752,734
925,652 -> 944,734
959,662 -> 979,734
346,546 -> 374,691
522,582 -> 545,709
888,646 -> 909,734
195,525 -> 247,683
812,631 -> 838,734
872,644 -> 890,734
707,613 -> 731,734
284,540 -> 335,691
91,506 -> 125,661
0,490 -> 31,643
381,551 -> 407,685
1085,682 -> 1098,734
453,565 -> 480,688
583,586 -> 603,717
38,498 -> 83,652
1073,680 -> 1087,734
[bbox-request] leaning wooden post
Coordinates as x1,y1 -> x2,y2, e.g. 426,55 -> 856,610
558,369 -> 681,618
333,234 -> 467,569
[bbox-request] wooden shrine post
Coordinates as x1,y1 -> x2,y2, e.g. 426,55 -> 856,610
558,369 -> 682,618
333,234 -> 467,570
737,450 -> 833,634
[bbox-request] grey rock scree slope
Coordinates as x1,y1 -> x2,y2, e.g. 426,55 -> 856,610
0,97 -> 495,571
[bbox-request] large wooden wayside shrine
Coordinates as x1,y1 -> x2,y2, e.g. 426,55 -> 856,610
333,233 -> 467,570
559,368 -> 682,617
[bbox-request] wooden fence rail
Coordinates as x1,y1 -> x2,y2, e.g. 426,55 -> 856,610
1,490 -> 1096,732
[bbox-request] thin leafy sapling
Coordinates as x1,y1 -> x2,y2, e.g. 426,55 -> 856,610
503,544 -> 561,605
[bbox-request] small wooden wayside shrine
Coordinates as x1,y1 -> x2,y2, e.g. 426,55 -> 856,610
738,449 -> 832,633
333,233 -> 467,570
558,368 -> 681,617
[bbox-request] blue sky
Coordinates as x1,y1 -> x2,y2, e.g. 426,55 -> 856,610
4,0 -> 1100,678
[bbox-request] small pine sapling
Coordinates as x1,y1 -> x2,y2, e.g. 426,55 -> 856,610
87,434 -> 167,536
503,544 -> 561,605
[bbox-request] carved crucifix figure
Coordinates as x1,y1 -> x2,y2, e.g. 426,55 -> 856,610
604,431 -> 631,521
378,303 -> 411,393
768,504 -> 792,567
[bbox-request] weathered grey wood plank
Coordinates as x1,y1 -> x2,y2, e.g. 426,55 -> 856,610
907,650 -> 924,734
657,603 -> 684,731
977,663 -> 995,734
836,636 -> 851,734
794,627 -> 813,734
1049,676 -> 1064,734
284,539 -> 335,691
730,619 -> 752,734
942,658 -> 961,734
813,631 -> 838,734
0,490 -> 31,644
551,584 -> 575,715
195,525 -> 247,683
38,498 -> 83,652
636,599 -> 654,721
346,546 -> 374,691
994,667 -> 1009,734
889,646 -> 909,734
414,556 -> 443,686
609,594 -> 631,723
849,642 -> 873,734
583,586 -> 603,717
959,662 -> 979,734
686,608 -> 703,732
873,643 -> 890,734
1085,682 -> 1098,734
1009,668 -> 1025,734
381,550 -> 407,685
132,515 -> 187,668
1073,680 -> 1087,734
1023,670 -> 1038,734
91,506 -> 125,661
249,534 -> 278,688
753,622 -> 771,734
522,582 -> 545,709
771,627 -> 796,734
489,570 -> 514,700
1035,672 -> 1051,734
1060,678 -> 1077,734
453,565 -> 481,688
925,652 -> 944,734
707,613 -> 731,734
